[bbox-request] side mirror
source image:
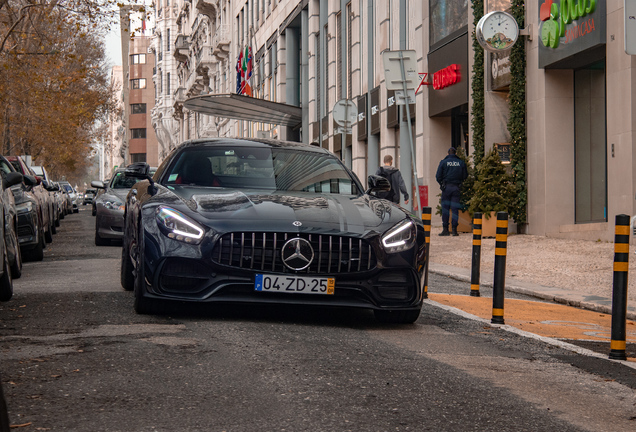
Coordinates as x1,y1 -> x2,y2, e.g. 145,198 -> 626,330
3,172 -> 23,189
366,175 -> 391,195
91,180 -> 105,189
124,162 -> 151,179
23,175 -> 37,187
124,162 -> 156,195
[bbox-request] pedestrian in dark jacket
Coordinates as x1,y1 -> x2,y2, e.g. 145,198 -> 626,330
436,147 -> 468,236
375,155 -> 409,205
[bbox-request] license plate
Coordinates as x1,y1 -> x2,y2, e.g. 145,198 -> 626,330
255,274 -> 335,295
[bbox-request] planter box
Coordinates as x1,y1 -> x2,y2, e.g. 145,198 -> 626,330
480,212 -> 498,238
451,210 -> 473,233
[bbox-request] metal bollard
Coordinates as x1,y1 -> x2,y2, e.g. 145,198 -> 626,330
422,207 -> 431,299
609,214 -> 630,361
470,212 -> 482,297
491,212 -> 508,324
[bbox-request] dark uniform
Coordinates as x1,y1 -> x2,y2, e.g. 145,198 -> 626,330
435,149 -> 468,235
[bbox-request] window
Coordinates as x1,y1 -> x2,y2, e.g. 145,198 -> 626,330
167,72 -> 171,95
429,0 -> 468,48
167,29 -> 171,52
131,128 -> 147,139
131,54 -> 146,64
130,153 -> 147,164
131,103 -> 147,114
131,78 -> 147,89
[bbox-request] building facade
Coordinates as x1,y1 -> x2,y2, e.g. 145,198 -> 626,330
146,0 -> 636,242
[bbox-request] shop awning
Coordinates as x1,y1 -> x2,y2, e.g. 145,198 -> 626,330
183,93 -> 302,128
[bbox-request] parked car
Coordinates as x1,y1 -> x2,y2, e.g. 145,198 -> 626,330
121,138 -> 426,322
58,181 -> 79,213
0,156 -> 25,299
83,188 -> 97,205
92,170 -> 139,245
92,179 -> 109,216
6,156 -> 53,247
30,165 -> 60,232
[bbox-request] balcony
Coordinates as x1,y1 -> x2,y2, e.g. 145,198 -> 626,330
194,0 -> 217,19
173,87 -> 186,104
212,24 -> 230,60
174,34 -> 189,63
195,47 -> 217,75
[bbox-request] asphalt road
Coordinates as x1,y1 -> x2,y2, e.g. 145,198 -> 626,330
1,208 -> 635,431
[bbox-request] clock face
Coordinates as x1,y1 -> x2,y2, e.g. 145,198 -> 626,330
476,11 -> 519,52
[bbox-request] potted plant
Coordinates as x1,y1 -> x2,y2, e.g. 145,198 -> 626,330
467,146 -> 516,236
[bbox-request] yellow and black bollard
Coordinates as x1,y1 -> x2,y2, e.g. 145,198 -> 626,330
491,212 -> 508,324
609,214 -> 630,361
470,212 -> 482,297
422,207 -> 431,299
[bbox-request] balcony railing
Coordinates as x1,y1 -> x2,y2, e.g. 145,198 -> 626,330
212,24 -> 230,60
174,34 -> 189,62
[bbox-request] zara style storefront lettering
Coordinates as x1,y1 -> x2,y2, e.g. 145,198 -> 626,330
540,0 -> 597,49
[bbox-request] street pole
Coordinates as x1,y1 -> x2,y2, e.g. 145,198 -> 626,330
398,51 -> 421,217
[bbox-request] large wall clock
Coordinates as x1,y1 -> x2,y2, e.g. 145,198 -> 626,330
476,11 -> 520,52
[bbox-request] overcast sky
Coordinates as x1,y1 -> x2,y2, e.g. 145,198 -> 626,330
105,25 -> 122,66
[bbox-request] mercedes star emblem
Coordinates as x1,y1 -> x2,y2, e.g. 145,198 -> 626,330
281,237 -> 314,271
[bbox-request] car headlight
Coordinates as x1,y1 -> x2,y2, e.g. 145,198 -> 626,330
382,219 -> 416,253
16,201 -> 34,214
156,206 -> 204,244
100,195 -> 124,210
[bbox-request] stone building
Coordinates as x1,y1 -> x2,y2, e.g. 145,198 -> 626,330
147,0 -> 636,242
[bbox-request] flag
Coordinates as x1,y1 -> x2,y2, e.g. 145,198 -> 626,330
243,47 -> 253,97
236,50 -> 243,94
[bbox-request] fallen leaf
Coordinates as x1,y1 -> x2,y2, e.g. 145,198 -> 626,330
10,422 -> 32,428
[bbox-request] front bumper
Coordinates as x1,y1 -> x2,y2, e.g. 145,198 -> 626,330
96,209 -> 124,239
16,208 -> 40,249
137,225 -> 426,313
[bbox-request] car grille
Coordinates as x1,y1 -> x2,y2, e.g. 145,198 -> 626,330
17,226 -> 34,238
213,232 -> 377,274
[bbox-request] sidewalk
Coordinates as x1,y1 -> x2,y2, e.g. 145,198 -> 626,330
425,227 -> 636,363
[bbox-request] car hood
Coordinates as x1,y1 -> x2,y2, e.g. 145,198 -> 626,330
156,186 -> 404,233
103,188 -> 130,201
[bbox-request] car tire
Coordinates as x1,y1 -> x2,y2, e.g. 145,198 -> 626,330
51,220 -> 57,235
27,230 -> 45,262
91,206 -> 96,216
121,240 -> 134,291
10,231 -> 22,279
55,215 -> 60,227
44,224 -> 53,243
0,249 -> 13,302
134,224 -> 162,315
373,309 -> 421,324
95,230 -> 109,246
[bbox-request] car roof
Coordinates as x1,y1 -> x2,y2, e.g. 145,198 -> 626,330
177,137 -> 331,155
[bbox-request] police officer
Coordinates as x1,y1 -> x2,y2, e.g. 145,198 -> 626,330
435,147 -> 468,236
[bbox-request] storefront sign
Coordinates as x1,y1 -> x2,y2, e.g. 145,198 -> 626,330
539,0 -> 606,69
432,64 -> 461,90
489,50 -> 512,91
357,93 -> 368,141
370,87 -> 381,135
428,33 -> 469,117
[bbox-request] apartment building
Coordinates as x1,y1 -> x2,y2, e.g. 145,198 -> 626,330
149,0 -> 636,242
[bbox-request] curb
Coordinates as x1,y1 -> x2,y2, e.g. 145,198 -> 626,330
429,264 -> 636,321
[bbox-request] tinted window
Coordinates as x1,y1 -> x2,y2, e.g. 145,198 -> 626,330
110,172 -> 139,189
164,147 -> 359,195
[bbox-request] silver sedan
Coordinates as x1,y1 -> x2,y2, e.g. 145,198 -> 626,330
91,170 -> 139,246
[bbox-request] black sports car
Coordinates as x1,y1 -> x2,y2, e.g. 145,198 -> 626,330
121,138 -> 427,323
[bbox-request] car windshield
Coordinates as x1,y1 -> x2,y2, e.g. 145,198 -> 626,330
110,172 -> 139,189
31,167 -> 43,176
61,184 -> 73,193
164,146 -> 360,195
